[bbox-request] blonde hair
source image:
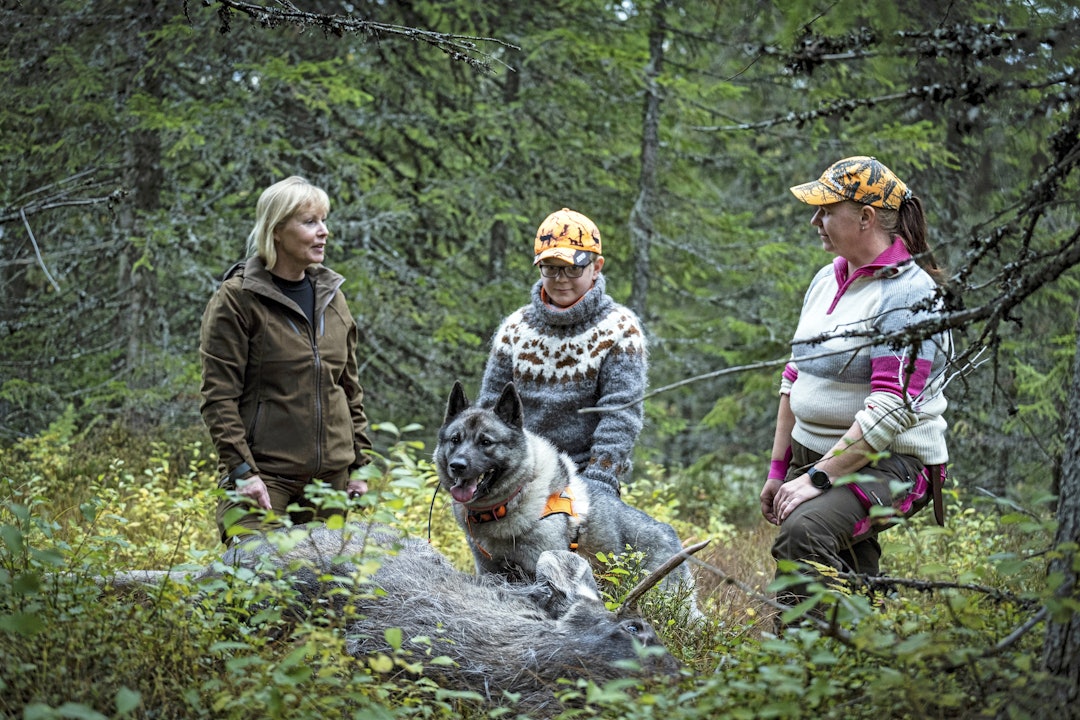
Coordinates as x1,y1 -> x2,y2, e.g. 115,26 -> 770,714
246,176 -> 330,271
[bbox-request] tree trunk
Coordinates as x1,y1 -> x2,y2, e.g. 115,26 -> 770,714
487,59 -> 519,278
1040,316 -> 1080,706
628,0 -> 666,320
488,219 -> 508,276
120,0 -> 165,387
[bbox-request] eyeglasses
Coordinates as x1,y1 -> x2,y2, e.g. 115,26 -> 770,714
539,264 -> 589,278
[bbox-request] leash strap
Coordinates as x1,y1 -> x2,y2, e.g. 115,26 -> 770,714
426,482 -> 441,544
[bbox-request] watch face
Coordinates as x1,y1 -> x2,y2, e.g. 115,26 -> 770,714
810,469 -> 831,490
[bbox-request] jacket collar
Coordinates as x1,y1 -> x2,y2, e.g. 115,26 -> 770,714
242,256 -> 345,306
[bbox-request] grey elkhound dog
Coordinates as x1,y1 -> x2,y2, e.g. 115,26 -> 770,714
435,381 -> 698,608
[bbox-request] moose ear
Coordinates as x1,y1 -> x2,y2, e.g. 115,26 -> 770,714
493,382 -> 525,430
532,551 -> 601,617
445,381 -> 470,423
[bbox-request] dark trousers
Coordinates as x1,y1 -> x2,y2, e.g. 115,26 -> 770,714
772,441 -> 924,607
215,467 -> 350,545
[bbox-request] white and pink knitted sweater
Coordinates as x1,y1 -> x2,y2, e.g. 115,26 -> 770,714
782,238 -> 950,465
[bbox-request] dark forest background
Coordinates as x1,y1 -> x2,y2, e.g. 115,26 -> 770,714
3,0 -> 1077,496
3,1 -> 1080,716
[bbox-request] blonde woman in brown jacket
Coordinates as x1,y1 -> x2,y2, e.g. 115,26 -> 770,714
200,176 -> 373,545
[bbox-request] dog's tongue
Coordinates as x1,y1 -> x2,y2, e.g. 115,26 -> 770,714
450,482 -> 478,504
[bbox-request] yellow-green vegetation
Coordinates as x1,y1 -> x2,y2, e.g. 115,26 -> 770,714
0,418 -> 1061,719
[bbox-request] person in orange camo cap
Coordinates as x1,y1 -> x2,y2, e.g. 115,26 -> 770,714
761,156 -> 952,627
477,208 -> 647,495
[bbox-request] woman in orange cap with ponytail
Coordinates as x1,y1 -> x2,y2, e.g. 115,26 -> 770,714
761,157 -> 952,626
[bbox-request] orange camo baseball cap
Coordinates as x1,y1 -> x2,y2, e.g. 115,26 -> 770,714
533,208 -> 602,266
790,156 -> 911,210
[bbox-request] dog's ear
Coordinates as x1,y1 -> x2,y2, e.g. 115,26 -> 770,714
445,381 -> 470,422
494,382 -> 525,430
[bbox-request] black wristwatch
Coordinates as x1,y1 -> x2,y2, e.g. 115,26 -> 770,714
808,466 -> 832,491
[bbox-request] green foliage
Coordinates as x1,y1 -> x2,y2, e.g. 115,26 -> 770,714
1,421 -> 1069,719
3,0 -> 1080,716
2,0 -> 1079,524
633,456 -> 753,542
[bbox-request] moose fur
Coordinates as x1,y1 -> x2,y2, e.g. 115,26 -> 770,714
105,521 -> 681,714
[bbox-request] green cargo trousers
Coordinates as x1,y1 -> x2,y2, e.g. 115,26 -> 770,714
772,440 -> 925,612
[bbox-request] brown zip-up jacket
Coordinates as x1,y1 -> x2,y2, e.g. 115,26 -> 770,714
199,256 -> 372,482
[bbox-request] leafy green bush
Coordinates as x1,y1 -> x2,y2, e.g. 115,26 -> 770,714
0,422 -> 1068,719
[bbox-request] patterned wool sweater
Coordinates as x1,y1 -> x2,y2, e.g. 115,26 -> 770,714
478,274 -> 648,492
781,238 -> 950,465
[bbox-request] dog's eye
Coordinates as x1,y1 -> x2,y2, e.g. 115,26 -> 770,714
450,433 -> 461,445
477,436 -> 492,447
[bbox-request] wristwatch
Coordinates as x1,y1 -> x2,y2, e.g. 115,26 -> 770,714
808,466 -> 832,491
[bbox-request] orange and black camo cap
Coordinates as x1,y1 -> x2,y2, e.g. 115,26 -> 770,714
790,156 -> 911,211
533,208 -> 602,266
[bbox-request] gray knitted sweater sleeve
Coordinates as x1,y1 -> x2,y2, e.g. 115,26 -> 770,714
477,275 -> 648,492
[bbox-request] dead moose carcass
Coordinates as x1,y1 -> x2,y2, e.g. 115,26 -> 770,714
114,522 -> 692,712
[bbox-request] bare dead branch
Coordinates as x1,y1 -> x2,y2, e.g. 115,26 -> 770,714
695,72 -> 1077,133
617,539 -> 710,616
579,326 -> 981,414
20,208 -> 61,293
834,570 -> 1036,607
208,0 -> 518,74
581,213 -> 1079,415
0,169 -> 128,225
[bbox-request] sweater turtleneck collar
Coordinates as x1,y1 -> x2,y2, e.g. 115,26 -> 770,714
528,273 -> 611,327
